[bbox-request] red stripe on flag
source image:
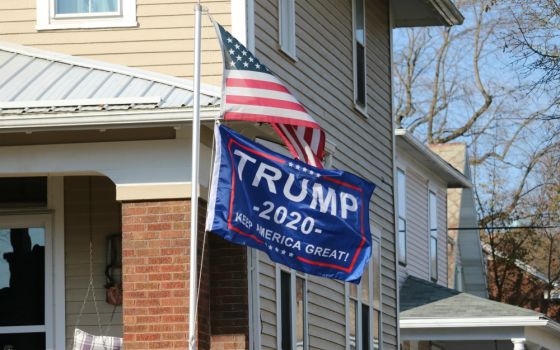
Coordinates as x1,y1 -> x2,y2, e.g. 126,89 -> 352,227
226,95 -> 307,112
223,112 -> 320,128
226,78 -> 291,93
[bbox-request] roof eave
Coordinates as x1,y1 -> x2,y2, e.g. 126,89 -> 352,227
392,0 -> 464,28
0,106 -> 221,133
396,129 -> 471,188
400,316 -> 547,328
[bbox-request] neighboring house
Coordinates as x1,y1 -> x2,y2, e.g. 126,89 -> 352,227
484,243 -> 560,322
395,130 -> 560,350
0,1 -> 463,350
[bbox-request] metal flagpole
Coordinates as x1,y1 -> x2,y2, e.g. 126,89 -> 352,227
189,2 -> 202,350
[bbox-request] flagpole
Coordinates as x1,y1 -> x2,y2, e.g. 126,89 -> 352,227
189,2 -> 202,350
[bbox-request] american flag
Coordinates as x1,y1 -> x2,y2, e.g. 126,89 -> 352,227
213,21 -> 326,168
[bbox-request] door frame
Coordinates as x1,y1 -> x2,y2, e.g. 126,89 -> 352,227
0,176 -> 65,350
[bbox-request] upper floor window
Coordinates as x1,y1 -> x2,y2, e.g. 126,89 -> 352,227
279,0 -> 297,60
352,0 -> 367,113
429,191 -> 438,282
277,267 -> 308,350
347,238 -> 381,350
36,0 -> 137,30
396,169 -> 406,265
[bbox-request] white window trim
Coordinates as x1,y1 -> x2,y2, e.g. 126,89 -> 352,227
352,0 -> 367,117
428,189 -> 438,282
278,0 -> 297,61
345,232 -> 382,350
36,0 -> 137,30
275,264 -> 309,350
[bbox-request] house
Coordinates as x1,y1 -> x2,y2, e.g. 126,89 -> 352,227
484,243 -> 560,322
0,0 -> 463,349
395,130 -> 560,350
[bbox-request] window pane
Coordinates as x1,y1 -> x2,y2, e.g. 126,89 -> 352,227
280,271 -> 292,350
354,0 -> 364,44
430,236 -> 438,281
361,304 -> 370,349
361,264 -> 370,304
397,169 -> 406,216
0,228 -> 45,326
356,43 -> 366,106
92,0 -> 118,12
349,300 -> 357,350
429,191 -> 437,232
56,0 -> 118,14
56,0 -> 89,14
398,218 -> 406,264
296,276 -> 305,350
0,333 -> 45,349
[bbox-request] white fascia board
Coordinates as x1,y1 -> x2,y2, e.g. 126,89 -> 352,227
395,128 -> 471,188
400,316 -> 547,329
0,106 -> 221,132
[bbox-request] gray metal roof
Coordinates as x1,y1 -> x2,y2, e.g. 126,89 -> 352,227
0,41 -> 221,115
400,276 -> 539,319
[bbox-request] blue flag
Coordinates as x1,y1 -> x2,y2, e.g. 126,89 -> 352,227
205,125 -> 376,283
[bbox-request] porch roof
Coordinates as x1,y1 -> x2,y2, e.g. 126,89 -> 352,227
400,276 -> 560,348
0,41 -> 221,116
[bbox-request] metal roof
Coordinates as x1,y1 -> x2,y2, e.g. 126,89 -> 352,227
0,41 -> 221,115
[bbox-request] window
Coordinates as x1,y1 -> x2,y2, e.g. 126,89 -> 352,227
279,0 -> 297,59
347,238 -> 381,350
396,169 -> 406,265
429,191 -> 438,282
277,267 -> 308,350
36,0 -> 137,30
352,0 -> 366,112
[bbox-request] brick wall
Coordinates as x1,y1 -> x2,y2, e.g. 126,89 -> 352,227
121,199 -> 249,349
209,235 -> 249,350
122,199 -> 210,349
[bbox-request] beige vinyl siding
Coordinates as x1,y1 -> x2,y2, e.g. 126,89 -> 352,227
64,176 -> 123,345
255,0 -> 397,348
0,0 -> 229,85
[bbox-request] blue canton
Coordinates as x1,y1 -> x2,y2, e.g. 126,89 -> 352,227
217,24 -> 271,74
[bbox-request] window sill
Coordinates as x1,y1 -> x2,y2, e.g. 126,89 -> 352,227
353,102 -> 368,119
278,45 -> 298,63
36,19 -> 138,31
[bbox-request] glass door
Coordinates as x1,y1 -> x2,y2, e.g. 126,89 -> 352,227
0,215 -> 52,350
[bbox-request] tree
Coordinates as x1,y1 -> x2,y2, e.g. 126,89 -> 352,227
393,0 -> 559,226
501,0 -> 560,96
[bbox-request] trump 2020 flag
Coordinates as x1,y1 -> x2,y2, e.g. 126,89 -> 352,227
205,124 -> 376,282
213,20 -> 326,168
